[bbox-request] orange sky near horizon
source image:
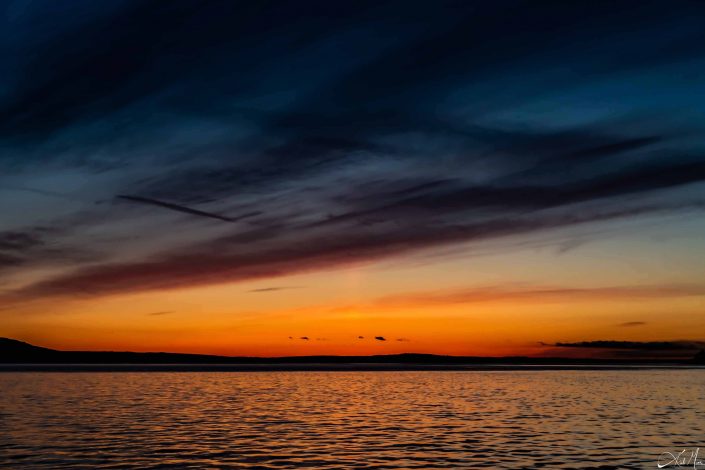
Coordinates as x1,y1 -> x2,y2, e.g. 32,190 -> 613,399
3,215 -> 705,358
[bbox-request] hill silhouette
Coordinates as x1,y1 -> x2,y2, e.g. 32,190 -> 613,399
0,337 -> 53,354
1,338 -> 704,371
694,350 -> 705,364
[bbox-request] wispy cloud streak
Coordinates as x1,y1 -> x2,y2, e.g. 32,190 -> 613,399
116,195 -> 237,223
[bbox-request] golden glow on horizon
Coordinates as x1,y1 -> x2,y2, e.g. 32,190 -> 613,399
3,223 -> 705,357
4,278 -> 704,356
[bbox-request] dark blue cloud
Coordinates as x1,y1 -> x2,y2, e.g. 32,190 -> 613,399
1,1 -> 705,299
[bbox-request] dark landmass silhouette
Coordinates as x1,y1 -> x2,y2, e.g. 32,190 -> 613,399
694,349 -> 705,364
1,338 -> 703,371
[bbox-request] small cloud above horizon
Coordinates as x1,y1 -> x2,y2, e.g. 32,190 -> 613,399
247,286 -> 302,293
617,321 -> 647,327
146,311 -> 174,316
375,336 -> 386,341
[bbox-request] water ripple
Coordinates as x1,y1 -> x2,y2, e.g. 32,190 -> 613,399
1,371 -> 703,468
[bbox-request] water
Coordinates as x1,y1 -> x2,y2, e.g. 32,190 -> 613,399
1,370 -> 703,469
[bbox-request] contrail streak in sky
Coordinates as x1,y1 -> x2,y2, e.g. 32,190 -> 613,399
116,195 -> 239,222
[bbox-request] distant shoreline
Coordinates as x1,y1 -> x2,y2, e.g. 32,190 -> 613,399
3,338 -> 704,371
2,363 -> 704,372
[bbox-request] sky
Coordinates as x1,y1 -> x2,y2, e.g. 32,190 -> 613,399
1,0 -> 704,358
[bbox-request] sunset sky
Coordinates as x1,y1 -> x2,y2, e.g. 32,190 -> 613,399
1,0 -> 704,358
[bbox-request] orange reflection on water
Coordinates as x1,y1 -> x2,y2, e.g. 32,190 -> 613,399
1,370 -> 705,468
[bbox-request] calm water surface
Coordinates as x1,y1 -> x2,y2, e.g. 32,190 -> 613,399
1,371 -> 703,469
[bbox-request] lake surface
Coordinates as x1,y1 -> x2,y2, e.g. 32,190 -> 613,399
1,370 -> 703,469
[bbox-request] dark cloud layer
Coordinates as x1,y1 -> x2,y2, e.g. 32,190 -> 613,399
554,341 -> 705,351
550,340 -> 705,359
1,1 -> 705,301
